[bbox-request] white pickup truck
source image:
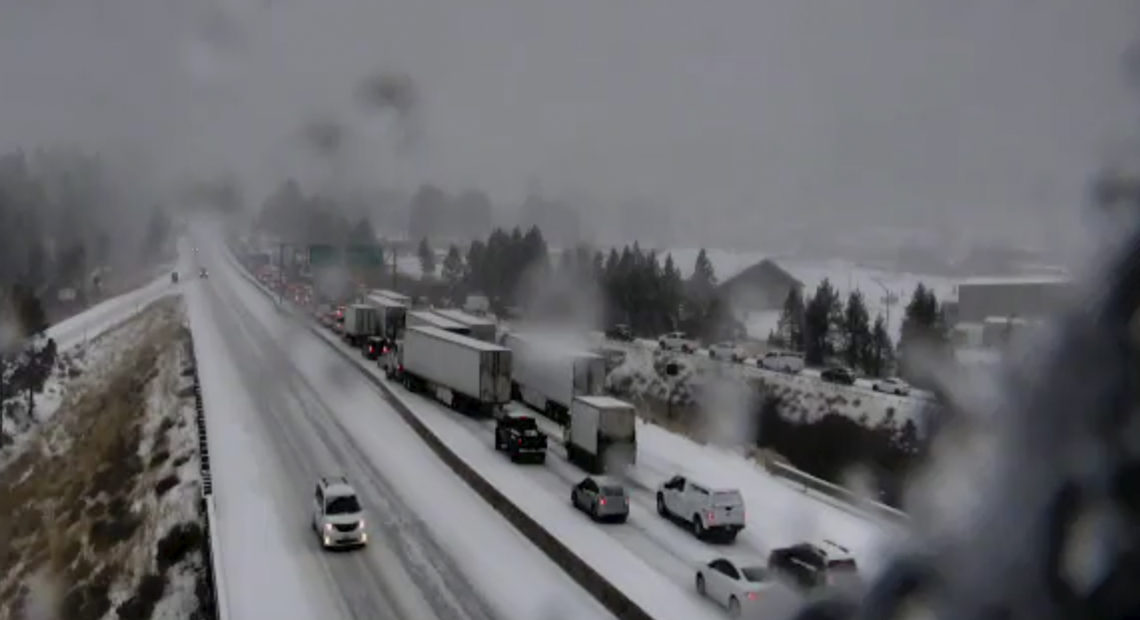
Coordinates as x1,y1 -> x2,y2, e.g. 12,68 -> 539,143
656,474 -> 746,542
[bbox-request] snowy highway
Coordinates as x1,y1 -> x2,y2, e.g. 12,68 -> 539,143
182,232 -> 612,620
311,326 -> 897,619
279,273 -> 900,619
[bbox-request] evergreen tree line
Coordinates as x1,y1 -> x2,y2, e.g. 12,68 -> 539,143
418,228 -> 741,339
771,279 -> 950,378
756,399 -> 926,509
0,148 -> 170,309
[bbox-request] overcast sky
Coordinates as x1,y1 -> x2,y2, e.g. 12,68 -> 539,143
0,0 -> 1136,249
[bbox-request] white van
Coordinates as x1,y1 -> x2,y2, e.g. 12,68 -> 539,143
759,350 -> 805,374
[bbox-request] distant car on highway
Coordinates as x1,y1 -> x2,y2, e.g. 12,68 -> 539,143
767,540 -> 858,591
758,351 -> 805,374
198,267 -> 208,279
708,341 -> 745,363
570,476 -> 629,522
820,366 -> 856,385
605,323 -> 634,342
311,476 -> 367,550
656,474 -> 745,542
695,557 -> 776,618
658,331 -> 697,354
871,377 -> 911,396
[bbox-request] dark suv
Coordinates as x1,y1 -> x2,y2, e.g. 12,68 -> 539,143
768,541 -> 859,590
494,415 -> 547,463
605,323 -> 634,342
820,366 -> 856,385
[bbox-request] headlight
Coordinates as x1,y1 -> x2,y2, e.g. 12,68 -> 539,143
323,522 -> 333,532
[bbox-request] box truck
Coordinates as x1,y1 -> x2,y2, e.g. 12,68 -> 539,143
342,304 -> 380,347
565,396 -> 637,474
407,310 -> 471,336
430,308 -> 497,342
505,333 -> 607,425
365,294 -> 408,340
399,326 -> 512,416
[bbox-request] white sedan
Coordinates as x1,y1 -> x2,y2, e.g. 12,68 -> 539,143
872,377 -> 911,396
695,557 -> 776,617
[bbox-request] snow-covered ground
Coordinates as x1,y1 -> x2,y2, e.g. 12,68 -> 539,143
47,273 -> 180,351
189,228 -> 612,620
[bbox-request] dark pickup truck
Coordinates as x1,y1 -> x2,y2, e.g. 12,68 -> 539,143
494,415 -> 547,464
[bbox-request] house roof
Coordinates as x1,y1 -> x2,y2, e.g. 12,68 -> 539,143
718,258 -> 803,292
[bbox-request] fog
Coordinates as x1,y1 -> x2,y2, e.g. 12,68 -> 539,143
1,0 -> 1136,250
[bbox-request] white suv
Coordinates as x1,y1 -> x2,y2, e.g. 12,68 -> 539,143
312,476 -> 368,549
658,331 -> 697,354
656,474 -> 746,542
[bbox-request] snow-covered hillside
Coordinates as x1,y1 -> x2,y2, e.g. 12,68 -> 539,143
661,249 -> 957,342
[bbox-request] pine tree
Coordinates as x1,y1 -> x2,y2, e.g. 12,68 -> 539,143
661,254 -> 684,331
899,282 -> 947,352
777,287 -> 806,351
804,279 -> 841,365
842,290 -> 872,371
417,237 -> 436,278
868,314 -> 894,377
441,244 -> 464,298
687,249 -> 718,308
465,240 -> 485,294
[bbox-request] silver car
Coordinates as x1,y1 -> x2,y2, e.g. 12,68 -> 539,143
571,476 -> 629,522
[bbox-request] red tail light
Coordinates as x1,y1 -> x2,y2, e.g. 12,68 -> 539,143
599,498 -> 607,506
707,511 -> 715,522
382,347 -> 389,354
747,592 -> 758,601
517,438 -> 522,445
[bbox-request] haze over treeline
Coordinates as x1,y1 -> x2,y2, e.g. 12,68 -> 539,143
0,0 -> 1136,255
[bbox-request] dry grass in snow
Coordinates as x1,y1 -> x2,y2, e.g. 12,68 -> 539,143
0,298 -> 210,620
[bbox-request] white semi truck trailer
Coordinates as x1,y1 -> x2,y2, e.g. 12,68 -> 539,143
399,326 -> 513,416
565,395 -> 638,474
406,310 -> 471,336
430,308 -> 497,342
504,333 -> 607,425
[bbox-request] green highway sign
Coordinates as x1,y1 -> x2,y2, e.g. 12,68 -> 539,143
347,244 -> 384,268
309,244 -> 340,267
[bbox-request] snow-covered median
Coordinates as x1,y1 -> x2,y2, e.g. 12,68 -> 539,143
0,298 -> 212,619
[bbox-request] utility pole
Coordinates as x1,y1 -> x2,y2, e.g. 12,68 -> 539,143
391,245 -> 398,292
871,277 -> 897,331
278,242 -> 285,305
